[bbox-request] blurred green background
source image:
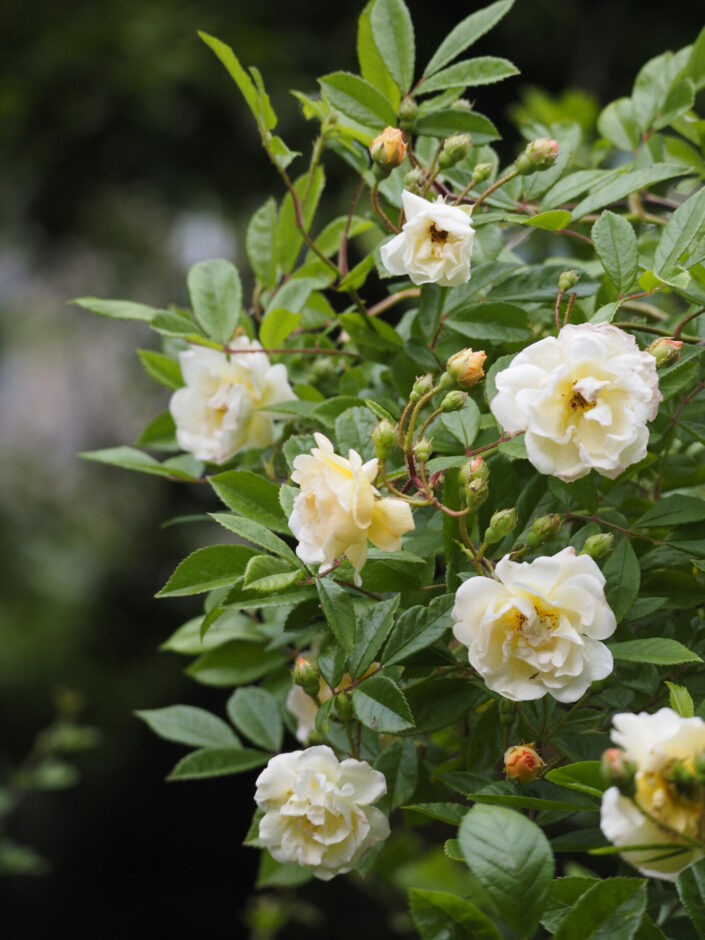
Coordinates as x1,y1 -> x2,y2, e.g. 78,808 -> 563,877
1,1 -> 703,936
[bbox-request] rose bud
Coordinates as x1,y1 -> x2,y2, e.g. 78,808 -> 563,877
414,438 -> 433,464
293,657 -> 321,698
372,419 -> 397,460
580,532 -> 614,561
515,138 -> 559,175
471,162 -> 493,185
370,127 -> 407,173
438,133 -> 473,169
446,348 -> 487,388
505,744 -> 544,783
647,337 -> 683,368
601,747 -> 637,797
398,96 -> 418,131
484,508 -> 517,545
558,269 -> 581,293
525,514 -> 561,548
410,373 -> 434,402
441,390 -> 467,413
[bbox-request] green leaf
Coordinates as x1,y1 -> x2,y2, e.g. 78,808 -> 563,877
71,297 -> 163,322
677,857 -> 705,939
136,705 -> 240,748
405,678 -> 474,734
414,109 -> 500,142
157,545 -> 257,597
409,888 -> 503,940
319,71 -> 397,130
243,555 -> 301,593
210,513 -> 300,566
446,301 -> 531,343
210,470 -> 289,533
187,259 -> 242,344
545,762 -> 606,799
383,594 -> 453,666
316,579 -> 356,654
635,494 -> 705,528
458,804 -> 554,939
552,877 -> 646,940
467,786 -> 596,814
440,399 -> 481,450
186,640 -> 286,687
160,610 -> 261,655
137,349 -> 183,390
81,446 -> 203,481
374,739 -> 418,811
247,198 -> 278,290
521,209 -> 572,231
608,638 -> 702,666
425,0 -> 514,76
592,211 -> 638,294
666,681 -> 694,717
590,301 -> 622,324
571,164 -> 684,220
277,168 -> 326,274
226,687 -> 283,751
370,0 -> 415,94
353,675 -> 414,733
603,539 -> 640,622
404,803 -> 468,824
151,308 -> 202,338
167,746 -> 269,780
686,25 -> 705,91
654,78 -> 695,130
419,57 -> 518,95
256,852 -> 312,889
656,187 -> 705,276
357,0 -> 401,109
136,411 -> 177,450
259,308 -> 301,349
349,596 -> 399,678
597,98 -> 640,152
334,406 -> 377,462
198,31 -> 274,130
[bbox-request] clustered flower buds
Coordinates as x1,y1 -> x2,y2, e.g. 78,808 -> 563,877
446,348 -> 486,388
369,127 -> 407,178
647,337 -> 683,368
515,138 -> 559,175
504,744 -> 544,783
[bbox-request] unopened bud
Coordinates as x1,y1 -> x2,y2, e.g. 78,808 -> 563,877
558,269 -> 581,293
399,96 -> 418,131
460,457 -> 489,510
410,373 -> 434,402
403,168 -> 423,193
647,337 -> 683,368
581,532 -> 614,560
498,699 -> 515,727
293,657 -> 320,698
369,127 -> 407,176
446,348 -> 487,388
414,438 -> 433,463
438,133 -> 473,169
459,456 -> 489,487
451,98 -> 473,112
602,747 -> 637,797
441,390 -> 466,413
505,744 -> 544,783
526,514 -> 561,548
334,691 -> 354,724
471,162 -> 493,185
372,419 -> 397,460
515,138 -> 559,175
485,508 -> 517,544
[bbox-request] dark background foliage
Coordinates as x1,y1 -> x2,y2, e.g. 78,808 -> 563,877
1,1 -> 703,937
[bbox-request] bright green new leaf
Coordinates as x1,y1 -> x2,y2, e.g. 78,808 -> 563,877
259,308 -> 302,350
198,32 -> 276,130
654,187 -> 705,277
246,198 -> 278,289
370,0 -> 415,93
319,71 -> 397,130
458,804 -> 554,940
136,705 -> 240,749
521,210 -> 572,231
419,57 -> 518,95
210,470 -> 289,533
167,746 -> 269,780
597,98 -> 640,151
137,349 -> 183,390
210,513 -> 300,566
608,638 -> 702,666
545,762 -> 606,799
157,545 -> 258,597
666,681 -> 694,717
424,0 -> 514,76
187,259 -> 242,344
357,0 -> 401,108
71,297 -> 163,322
592,211 -> 638,294
227,687 -> 283,752
80,446 -> 203,482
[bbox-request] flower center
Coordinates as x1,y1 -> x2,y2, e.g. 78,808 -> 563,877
428,223 -> 449,244
569,389 -> 598,412
636,761 -> 704,840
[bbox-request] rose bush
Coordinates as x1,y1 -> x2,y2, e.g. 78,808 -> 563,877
80,1 -> 705,936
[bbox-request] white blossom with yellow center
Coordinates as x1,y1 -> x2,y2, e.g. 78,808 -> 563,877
490,323 -> 661,482
255,745 -> 390,880
288,433 -> 414,585
601,709 -> 705,880
169,337 -> 296,463
452,547 -> 616,702
380,190 -> 475,287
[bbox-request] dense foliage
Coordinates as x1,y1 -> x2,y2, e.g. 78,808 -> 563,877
81,1 -> 705,935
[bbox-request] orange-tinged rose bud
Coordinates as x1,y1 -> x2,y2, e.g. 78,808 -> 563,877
446,348 -> 487,388
516,138 -> 559,175
647,337 -> 683,368
369,127 -> 407,169
504,744 -> 544,783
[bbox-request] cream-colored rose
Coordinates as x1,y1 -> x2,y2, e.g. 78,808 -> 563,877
169,337 -> 296,464
452,547 -> 616,703
380,190 -> 475,287
490,323 -> 661,482
255,745 -> 390,880
288,433 -> 414,585
600,709 -> 705,880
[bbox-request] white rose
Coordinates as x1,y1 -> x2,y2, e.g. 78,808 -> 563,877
288,433 -> 414,585
255,745 -> 390,880
451,547 -> 616,703
380,190 -> 475,287
490,323 -> 661,482
600,709 -> 705,880
169,337 -> 296,464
